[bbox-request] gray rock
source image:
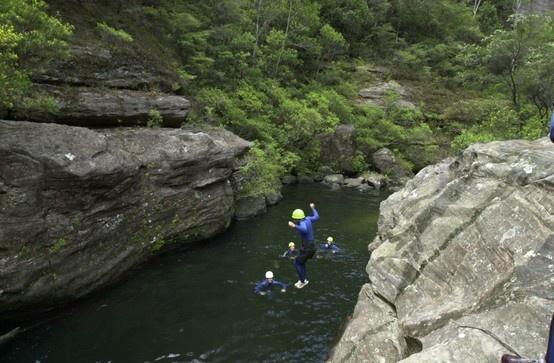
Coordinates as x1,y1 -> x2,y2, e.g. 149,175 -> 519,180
330,138 -> 554,363
358,81 -> 416,109
372,147 -> 397,174
265,189 -> 283,206
519,0 -> 554,14
298,175 -> 315,184
356,183 -> 373,192
318,166 -> 335,175
281,175 -> 297,185
319,124 -> 357,174
323,174 -> 345,185
15,85 -> 190,127
361,171 -> 387,190
329,183 -> 341,191
343,177 -> 364,188
328,284 -> 407,362
32,45 -> 183,93
0,120 -> 250,316
234,196 -> 267,220
372,147 -> 412,186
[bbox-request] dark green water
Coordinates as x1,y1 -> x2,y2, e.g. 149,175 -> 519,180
2,185 -> 385,363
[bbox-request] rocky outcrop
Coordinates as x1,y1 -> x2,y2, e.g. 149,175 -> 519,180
8,41 -> 191,127
358,81 -> 416,110
0,120 -> 250,316
319,124 -> 358,175
373,147 -> 413,186
329,138 -> 554,362
519,0 -> 554,14
16,85 -> 190,127
32,45 -> 182,93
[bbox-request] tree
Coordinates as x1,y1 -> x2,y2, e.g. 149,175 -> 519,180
484,14 -> 554,111
0,0 -> 72,109
315,24 -> 347,75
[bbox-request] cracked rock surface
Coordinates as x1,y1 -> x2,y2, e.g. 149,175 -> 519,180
0,120 -> 250,317
329,138 -> 554,362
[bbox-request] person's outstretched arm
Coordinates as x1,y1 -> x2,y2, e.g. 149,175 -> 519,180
254,281 -> 268,294
307,202 -> 319,222
274,280 -> 288,290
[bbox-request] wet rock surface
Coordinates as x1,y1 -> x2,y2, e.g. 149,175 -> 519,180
0,120 -> 250,316
329,138 -> 554,363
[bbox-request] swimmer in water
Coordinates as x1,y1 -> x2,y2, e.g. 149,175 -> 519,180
254,271 -> 288,295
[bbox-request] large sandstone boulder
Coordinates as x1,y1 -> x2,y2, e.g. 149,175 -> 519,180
329,138 -> 554,363
0,120 -> 250,316
234,196 -> 267,220
15,85 -> 190,127
372,147 -> 413,186
4,42 -> 190,127
32,45 -> 182,92
319,124 -> 357,174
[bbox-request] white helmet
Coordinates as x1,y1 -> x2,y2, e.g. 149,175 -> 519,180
265,271 -> 274,279
327,236 -> 334,243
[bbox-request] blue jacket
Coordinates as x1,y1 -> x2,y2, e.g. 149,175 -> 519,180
282,249 -> 299,258
254,279 -> 288,294
294,207 -> 319,242
550,111 -> 554,142
320,243 -> 340,252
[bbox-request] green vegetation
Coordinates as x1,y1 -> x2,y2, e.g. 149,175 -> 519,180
2,0 -> 553,196
50,238 -> 67,253
147,109 -> 164,128
0,0 -> 72,110
96,22 -> 134,43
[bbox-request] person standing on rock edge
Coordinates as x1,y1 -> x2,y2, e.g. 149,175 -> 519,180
288,202 -> 319,289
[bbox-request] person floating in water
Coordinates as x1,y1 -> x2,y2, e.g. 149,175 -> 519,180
282,242 -> 299,258
288,202 -> 319,289
254,271 -> 288,295
320,236 -> 340,254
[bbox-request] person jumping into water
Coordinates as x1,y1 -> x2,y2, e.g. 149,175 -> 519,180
288,202 -> 319,289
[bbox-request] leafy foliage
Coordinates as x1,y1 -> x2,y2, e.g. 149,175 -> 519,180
0,0 -> 72,109
4,0 -> 554,197
96,22 -> 134,42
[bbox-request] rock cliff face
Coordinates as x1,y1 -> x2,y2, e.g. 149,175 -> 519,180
13,43 -> 191,127
329,138 -> 554,362
519,0 -> 554,14
0,120 -> 250,316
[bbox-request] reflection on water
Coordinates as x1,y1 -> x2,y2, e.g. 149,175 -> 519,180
2,185 -> 386,363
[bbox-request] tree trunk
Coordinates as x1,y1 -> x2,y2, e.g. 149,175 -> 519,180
252,0 -> 264,64
274,0 -> 293,76
472,0 -> 483,17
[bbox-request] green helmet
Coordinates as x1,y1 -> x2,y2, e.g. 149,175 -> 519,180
291,209 -> 305,219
